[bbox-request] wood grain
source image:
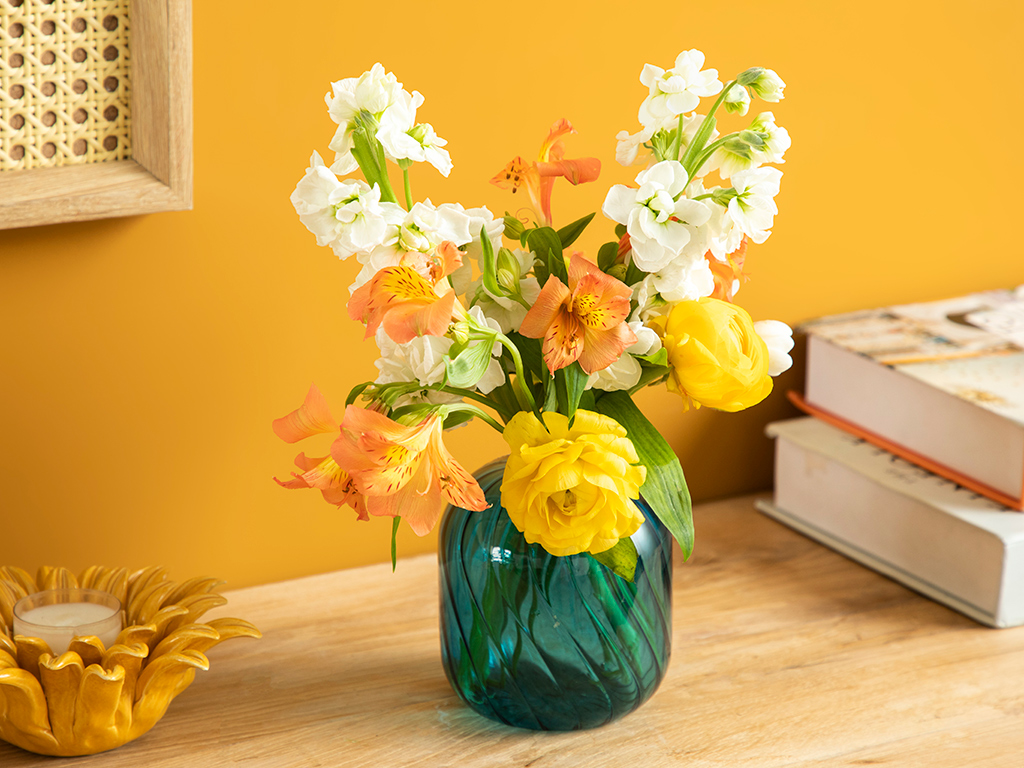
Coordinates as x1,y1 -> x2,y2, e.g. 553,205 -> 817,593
2,494 -> 1022,767
0,0 -> 192,230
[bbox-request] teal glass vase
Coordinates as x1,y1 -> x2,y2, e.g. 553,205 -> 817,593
438,458 -> 673,731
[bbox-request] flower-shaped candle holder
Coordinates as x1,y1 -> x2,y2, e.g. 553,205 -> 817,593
0,565 -> 261,757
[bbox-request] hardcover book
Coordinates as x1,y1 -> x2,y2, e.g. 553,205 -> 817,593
761,417 -> 1024,628
796,287 -> 1024,509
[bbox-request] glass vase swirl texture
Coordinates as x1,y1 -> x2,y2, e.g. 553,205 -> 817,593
438,458 -> 673,731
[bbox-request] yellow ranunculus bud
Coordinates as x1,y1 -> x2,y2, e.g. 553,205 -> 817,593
500,410 -> 647,557
651,297 -> 772,412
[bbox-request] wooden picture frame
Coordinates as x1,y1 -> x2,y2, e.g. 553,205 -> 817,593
0,0 -> 191,230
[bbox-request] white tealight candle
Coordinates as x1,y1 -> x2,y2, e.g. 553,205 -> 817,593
13,589 -> 122,656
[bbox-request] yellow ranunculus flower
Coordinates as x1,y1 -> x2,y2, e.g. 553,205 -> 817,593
651,297 -> 772,412
500,410 -> 647,557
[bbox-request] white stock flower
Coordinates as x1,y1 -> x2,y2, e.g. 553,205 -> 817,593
750,112 -> 791,165
631,277 -> 662,322
602,160 -> 712,272
728,167 -> 782,245
449,207 -> 504,297
467,306 -> 507,394
615,126 -> 654,167
290,151 -> 398,258
375,89 -> 453,177
348,202 -> 487,294
638,50 -> 723,131
754,320 -> 794,376
723,84 -> 751,116
325,64 -> 406,175
651,254 -> 715,302
588,321 -> 663,392
374,326 -> 452,388
703,198 -> 745,261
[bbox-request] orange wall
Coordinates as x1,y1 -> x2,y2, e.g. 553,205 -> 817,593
2,2 -> 1022,588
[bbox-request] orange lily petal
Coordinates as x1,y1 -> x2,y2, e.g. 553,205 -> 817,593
519,275 -> 571,338
539,118 -> 576,162
274,452 -> 367,519
381,290 -> 456,344
350,266 -> 455,342
272,385 -> 337,443
578,322 -> 638,374
542,310 -> 583,373
365,461 -> 442,535
708,237 -> 749,302
536,157 -> 602,185
490,156 -> 531,191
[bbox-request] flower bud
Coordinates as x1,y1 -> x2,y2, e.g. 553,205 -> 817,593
723,84 -> 750,116
747,69 -> 785,102
450,321 -> 471,345
497,268 -> 520,294
607,264 -> 628,282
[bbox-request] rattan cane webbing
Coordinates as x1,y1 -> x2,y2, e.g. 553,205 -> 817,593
0,0 -> 130,172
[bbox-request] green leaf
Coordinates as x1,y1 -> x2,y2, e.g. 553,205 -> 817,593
444,338 -> 494,389
505,332 -> 546,411
479,224 -> 503,298
391,517 -> 401,572
526,227 -> 566,283
578,389 -> 597,412
588,537 -> 638,582
557,212 -> 596,249
597,242 -> 618,272
594,391 -> 693,559
503,213 -> 525,241
558,362 -> 589,421
442,409 -> 476,430
629,366 -> 669,394
346,381 -> 372,407
634,348 -> 668,367
614,223 -> 627,239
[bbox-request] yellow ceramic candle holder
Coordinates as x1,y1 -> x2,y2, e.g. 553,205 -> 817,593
0,565 -> 261,757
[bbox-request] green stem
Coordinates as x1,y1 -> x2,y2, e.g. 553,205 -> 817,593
679,79 -> 736,176
403,168 -> 413,209
706,79 -> 738,127
672,113 -> 685,162
688,132 -> 741,180
442,403 -> 506,434
437,386 -> 514,421
496,334 -> 539,416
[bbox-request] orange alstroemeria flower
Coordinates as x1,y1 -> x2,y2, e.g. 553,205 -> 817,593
491,118 -> 601,226
348,241 -> 465,343
331,406 -> 488,536
707,237 -> 749,303
273,385 -> 367,519
519,252 -> 637,374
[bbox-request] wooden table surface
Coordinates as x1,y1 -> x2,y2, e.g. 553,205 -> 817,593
3,494 -> 1023,767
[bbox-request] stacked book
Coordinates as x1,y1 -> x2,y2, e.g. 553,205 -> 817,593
759,287 -> 1024,627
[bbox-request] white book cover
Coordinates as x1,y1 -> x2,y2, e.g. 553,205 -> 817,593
803,287 -> 1024,426
762,417 -> 1024,628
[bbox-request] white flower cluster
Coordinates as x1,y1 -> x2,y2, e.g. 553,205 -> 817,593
325,63 -> 452,177
604,52 -> 789,305
600,50 -> 794,382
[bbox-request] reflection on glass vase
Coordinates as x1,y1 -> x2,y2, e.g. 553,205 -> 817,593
438,457 -> 673,731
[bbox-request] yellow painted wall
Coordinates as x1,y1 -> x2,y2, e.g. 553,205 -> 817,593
2,2 -> 1022,588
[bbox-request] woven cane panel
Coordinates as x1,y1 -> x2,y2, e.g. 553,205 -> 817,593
0,0 -> 131,171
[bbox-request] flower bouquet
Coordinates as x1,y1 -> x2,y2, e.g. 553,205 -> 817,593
277,50 -> 793,730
